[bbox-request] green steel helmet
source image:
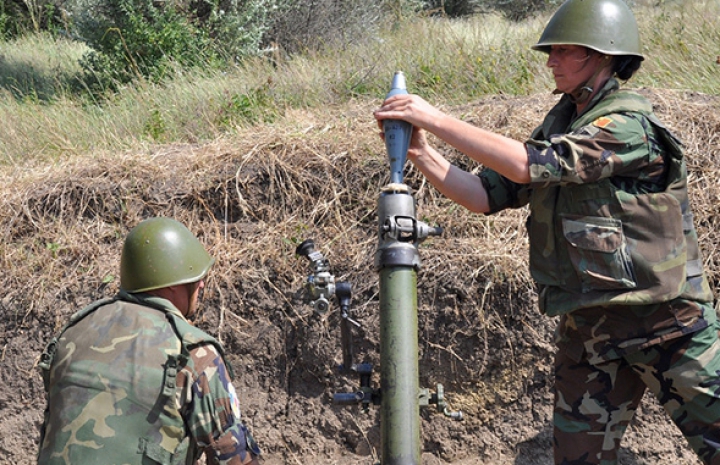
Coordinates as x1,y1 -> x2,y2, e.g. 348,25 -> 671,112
532,0 -> 644,60
120,217 -> 215,293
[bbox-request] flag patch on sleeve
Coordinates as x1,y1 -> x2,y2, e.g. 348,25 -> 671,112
593,116 -> 615,129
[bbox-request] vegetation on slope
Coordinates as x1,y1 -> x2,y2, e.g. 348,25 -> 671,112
0,1 -> 718,163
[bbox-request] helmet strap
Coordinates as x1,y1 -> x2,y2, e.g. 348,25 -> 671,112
555,54 -> 612,105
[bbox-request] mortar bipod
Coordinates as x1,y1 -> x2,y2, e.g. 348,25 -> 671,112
295,238 -> 462,420
295,239 -> 380,412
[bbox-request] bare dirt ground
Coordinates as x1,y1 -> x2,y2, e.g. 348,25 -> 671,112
1,89 -> 719,464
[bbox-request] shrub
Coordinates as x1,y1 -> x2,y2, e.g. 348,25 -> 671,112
263,0 -> 431,55
420,0 -> 561,20
265,0 -> 382,55
66,0 -> 278,90
0,0 -> 66,38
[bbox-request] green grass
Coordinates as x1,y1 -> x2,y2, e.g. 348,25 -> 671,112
0,0 -> 718,164
0,33 -> 88,100
636,1 -> 720,91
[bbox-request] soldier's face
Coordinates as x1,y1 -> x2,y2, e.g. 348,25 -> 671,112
546,45 -> 600,94
185,279 -> 204,318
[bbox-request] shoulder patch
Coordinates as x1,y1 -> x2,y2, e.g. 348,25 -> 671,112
228,383 -> 242,420
592,116 -> 615,129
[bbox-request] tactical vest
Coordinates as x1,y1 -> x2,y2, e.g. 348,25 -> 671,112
37,292 -> 232,465
527,90 -> 713,316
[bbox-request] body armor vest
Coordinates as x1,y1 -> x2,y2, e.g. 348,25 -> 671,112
527,90 -> 712,316
38,292 -> 231,464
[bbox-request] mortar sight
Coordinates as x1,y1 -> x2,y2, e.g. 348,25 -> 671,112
296,239 -> 324,267
295,239 -> 334,314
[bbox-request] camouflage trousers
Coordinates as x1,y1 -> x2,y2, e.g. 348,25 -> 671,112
554,321 -> 720,465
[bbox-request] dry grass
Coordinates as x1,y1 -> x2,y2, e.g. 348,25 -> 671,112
2,87 -> 718,340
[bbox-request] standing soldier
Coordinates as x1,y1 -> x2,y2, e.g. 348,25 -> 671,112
374,0 -> 720,463
38,217 -> 261,465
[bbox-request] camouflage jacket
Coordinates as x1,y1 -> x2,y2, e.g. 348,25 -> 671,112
37,291 -> 257,465
480,79 -> 713,317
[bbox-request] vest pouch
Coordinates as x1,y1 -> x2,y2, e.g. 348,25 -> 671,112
137,436 -> 190,465
561,215 -> 636,293
615,189 -> 688,301
682,212 -> 704,279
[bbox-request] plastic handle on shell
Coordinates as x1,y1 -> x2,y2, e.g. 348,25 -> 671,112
383,72 -> 413,185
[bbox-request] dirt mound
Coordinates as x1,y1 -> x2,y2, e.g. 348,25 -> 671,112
1,89 -> 719,464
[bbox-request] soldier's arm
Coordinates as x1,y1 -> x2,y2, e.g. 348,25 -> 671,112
525,112 -> 661,187
179,343 -> 260,465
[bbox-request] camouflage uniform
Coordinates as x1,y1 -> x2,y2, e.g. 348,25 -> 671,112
37,290 -> 259,465
480,78 -> 720,464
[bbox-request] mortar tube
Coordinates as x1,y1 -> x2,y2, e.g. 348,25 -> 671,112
379,263 -> 421,465
375,188 -> 421,465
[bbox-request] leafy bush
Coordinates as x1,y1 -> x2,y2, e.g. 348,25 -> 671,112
0,0 -> 66,38
66,0 -> 279,90
79,0 -> 212,85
